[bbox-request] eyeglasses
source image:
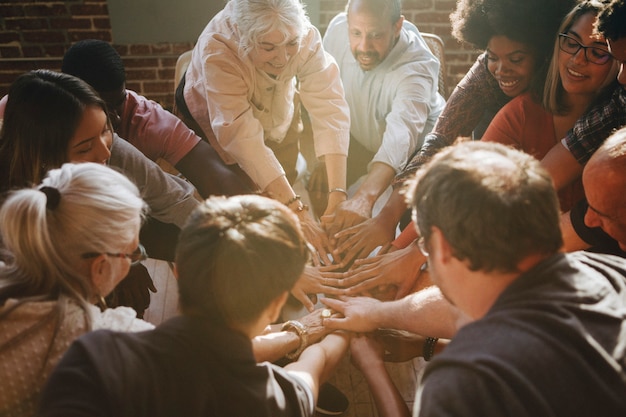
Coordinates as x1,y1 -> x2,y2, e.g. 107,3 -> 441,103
417,236 -> 429,257
558,33 -> 613,65
82,243 -> 148,266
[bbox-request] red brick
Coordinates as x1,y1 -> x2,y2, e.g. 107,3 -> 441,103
24,4 -> 69,17
123,57 -> 160,68
93,18 -> 111,29
126,69 -> 157,80
0,46 -> 22,58
129,44 -> 151,55
151,43 -> 173,54
50,17 -> 92,30
0,31 -> 21,44
141,81 -> 173,93
68,30 -> 111,42
0,5 -> 26,18
5,17 -> 49,31
158,68 -> 175,80
22,45 -> 44,57
69,4 -> 108,16
43,45 -> 66,57
22,30 -> 66,43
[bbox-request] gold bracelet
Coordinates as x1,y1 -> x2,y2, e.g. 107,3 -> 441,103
328,187 -> 348,197
281,320 -> 308,360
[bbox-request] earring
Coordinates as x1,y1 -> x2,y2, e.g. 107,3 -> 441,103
97,295 -> 108,311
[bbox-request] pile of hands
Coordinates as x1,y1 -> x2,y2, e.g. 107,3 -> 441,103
289,190 -> 429,312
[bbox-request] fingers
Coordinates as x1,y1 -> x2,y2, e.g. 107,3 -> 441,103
291,288 -> 315,312
320,296 -> 345,312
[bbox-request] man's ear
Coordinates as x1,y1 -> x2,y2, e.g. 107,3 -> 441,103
394,15 -> 405,37
430,226 -> 453,265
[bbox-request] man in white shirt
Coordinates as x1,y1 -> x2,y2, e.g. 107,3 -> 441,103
321,0 -> 446,263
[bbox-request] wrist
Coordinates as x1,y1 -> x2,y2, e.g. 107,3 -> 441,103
281,320 -> 309,360
422,337 -> 438,361
283,194 -> 310,216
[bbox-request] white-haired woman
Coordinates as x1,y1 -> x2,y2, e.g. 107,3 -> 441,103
176,0 -> 350,265
0,162 -> 153,417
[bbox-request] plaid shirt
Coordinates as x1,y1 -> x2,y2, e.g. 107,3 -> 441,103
565,86 -> 626,164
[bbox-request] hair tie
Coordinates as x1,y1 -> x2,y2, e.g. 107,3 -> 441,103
39,186 -> 61,210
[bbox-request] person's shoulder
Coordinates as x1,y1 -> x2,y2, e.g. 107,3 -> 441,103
326,12 -> 347,32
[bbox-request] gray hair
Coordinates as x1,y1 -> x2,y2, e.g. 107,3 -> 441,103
230,0 -> 310,57
0,162 -> 147,305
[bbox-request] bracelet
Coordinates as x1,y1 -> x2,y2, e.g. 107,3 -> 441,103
294,204 -> 309,214
423,337 -> 438,361
283,195 -> 301,207
328,187 -> 348,197
281,320 -> 309,360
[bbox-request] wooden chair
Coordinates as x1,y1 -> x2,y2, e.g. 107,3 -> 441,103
174,49 -> 193,94
421,33 -> 447,98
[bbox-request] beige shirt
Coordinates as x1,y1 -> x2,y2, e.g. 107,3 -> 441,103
184,1 -> 350,189
0,297 -> 152,417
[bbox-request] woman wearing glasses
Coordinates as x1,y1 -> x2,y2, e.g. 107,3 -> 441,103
0,162 -> 154,417
0,69 -> 201,316
482,0 -> 619,212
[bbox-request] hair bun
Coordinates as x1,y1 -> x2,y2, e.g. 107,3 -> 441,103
39,186 -> 61,210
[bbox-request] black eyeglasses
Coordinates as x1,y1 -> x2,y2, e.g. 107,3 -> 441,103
558,33 -> 613,65
82,243 -> 148,265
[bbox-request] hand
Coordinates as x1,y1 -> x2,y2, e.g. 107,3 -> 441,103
298,213 -> 334,266
296,307 -> 336,346
339,243 -> 427,298
105,263 -> 157,318
320,295 -> 382,333
290,265 -> 347,312
330,215 -> 398,267
323,198 -> 371,248
375,328 -> 424,362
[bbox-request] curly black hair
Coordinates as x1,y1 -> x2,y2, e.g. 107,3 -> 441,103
597,0 -> 626,40
451,0 -> 578,60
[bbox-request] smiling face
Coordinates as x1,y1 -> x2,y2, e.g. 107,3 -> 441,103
347,2 -> 402,71
249,29 -> 301,77
66,105 -> 112,165
559,12 -> 615,99
486,35 -> 537,98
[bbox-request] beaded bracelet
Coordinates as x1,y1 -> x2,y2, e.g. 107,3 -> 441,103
281,320 -> 309,360
423,337 -> 438,361
283,194 -> 301,207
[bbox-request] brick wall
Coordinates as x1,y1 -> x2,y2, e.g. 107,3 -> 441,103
0,0 -> 479,111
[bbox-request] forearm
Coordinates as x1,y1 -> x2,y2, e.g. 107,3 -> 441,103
323,153 -> 348,213
377,286 -> 460,339
285,331 -> 350,384
362,360 -> 410,417
541,142 -> 583,191
252,330 -> 301,363
373,187 -> 410,232
351,162 -> 396,208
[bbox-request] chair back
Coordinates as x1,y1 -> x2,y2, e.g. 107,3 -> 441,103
174,50 -> 193,94
421,33 -> 447,98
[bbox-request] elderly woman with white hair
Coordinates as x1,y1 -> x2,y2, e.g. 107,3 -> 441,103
176,0 -> 350,265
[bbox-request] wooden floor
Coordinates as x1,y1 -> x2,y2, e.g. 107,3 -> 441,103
142,258 -> 426,416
